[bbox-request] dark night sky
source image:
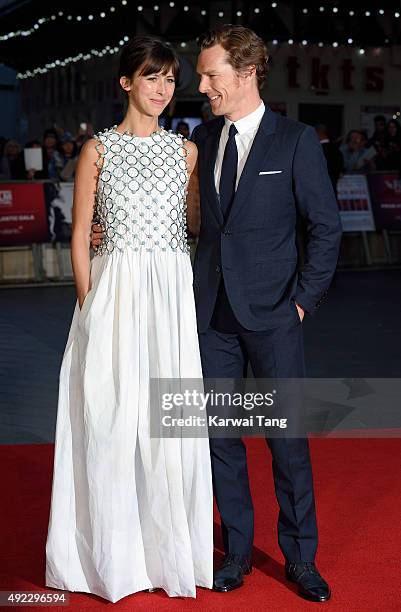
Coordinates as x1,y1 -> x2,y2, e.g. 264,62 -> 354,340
1,0 -> 401,73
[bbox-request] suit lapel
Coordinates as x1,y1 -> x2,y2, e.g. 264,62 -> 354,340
225,107 -> 278,226
204,118 -> 224,225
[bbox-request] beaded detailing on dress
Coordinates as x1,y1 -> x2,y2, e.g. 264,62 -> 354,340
93,127 -> 189,256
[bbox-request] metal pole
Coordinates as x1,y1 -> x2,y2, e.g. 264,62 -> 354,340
55,242 -> 65,280
382,230 -> 393,265
361,231 -> 372,266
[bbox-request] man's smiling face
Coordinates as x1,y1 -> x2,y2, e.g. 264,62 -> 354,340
196,44 -> 243,118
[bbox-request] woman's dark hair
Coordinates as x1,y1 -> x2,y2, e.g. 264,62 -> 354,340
118,36 -> 180,83
43,128 -> 58,142
58,140 -> 78,158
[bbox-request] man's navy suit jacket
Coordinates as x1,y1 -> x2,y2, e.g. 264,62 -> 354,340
191,107 -> 343,333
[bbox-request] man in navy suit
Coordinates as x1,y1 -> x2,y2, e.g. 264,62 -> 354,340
191,25 -> 342,601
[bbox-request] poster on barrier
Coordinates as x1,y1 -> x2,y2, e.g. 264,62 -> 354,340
336,174 -> 376,232
0,181 -> 49,245
368,173 -> 401,230
49,182 -> 74,242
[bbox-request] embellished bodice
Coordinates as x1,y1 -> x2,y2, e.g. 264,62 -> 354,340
93,126 -> 190,256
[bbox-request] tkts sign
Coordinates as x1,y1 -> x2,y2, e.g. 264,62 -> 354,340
287,57 -> 384,92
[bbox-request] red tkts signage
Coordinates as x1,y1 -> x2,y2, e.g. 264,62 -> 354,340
287,57 -> 384,92
0,182 -> 49,245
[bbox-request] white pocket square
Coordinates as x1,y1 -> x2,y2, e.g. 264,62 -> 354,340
259,170 -> 283,175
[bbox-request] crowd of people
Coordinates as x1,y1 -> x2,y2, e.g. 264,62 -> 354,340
338,115 -> 401,173
0,124 -> 94,182
0,120 -> 193,183
1,114 -> 400,185
314,115 -> 401,196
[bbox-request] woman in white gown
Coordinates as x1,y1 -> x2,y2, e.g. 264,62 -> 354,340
45,37 -> 213,603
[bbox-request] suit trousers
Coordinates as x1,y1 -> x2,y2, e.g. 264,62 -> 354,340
198,318 -> 319,563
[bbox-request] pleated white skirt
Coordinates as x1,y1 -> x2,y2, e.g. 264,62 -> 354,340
45,250 -> 213,602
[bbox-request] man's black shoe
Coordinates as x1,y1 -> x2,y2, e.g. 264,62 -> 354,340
285,561 -> 331,602
213,553 -> 252,592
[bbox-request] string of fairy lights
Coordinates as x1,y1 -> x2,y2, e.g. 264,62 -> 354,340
2,1 -> 400,80
3,1 -> 401,42
17,36 -> 130,79
15,38 -> 388,80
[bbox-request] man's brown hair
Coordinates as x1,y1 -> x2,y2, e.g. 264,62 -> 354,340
198,25 -> 269,89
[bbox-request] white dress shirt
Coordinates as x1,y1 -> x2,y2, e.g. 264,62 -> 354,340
214,101 -> 265,193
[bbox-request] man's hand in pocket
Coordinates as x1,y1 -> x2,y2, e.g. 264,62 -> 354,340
295,302 -> 305,322
91,224 -> 104,250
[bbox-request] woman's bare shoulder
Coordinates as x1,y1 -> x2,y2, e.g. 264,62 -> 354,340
79,138 -> 101,159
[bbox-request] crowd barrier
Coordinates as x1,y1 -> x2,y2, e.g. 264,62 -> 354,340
0,174 -> 400,283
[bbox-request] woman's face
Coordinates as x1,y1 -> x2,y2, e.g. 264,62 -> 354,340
62,141 -> 74,155
44,135 -> 57,148
121,64 -> 176,117
6,142 -> 20,158
388,123 -> 398,138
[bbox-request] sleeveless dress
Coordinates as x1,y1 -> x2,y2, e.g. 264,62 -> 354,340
45,127 -> 214,602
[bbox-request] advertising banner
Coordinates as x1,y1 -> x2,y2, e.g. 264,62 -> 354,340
368,173 -> 401,230
336,174 -> 376,232
0,182 -> 49,245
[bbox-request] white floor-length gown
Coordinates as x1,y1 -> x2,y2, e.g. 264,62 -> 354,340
45,126 -> 214,603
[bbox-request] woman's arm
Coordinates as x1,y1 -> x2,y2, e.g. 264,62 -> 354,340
184,140 -> 201,237
71,139 -> 100,308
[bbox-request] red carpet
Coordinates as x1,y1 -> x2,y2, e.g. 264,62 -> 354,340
1,439 -> 400,611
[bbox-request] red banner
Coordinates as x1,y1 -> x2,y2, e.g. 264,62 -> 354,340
0,182 -> 49,245
368,173 -> 401,230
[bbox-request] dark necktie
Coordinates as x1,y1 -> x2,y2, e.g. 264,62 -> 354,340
219,123 -> 238,219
